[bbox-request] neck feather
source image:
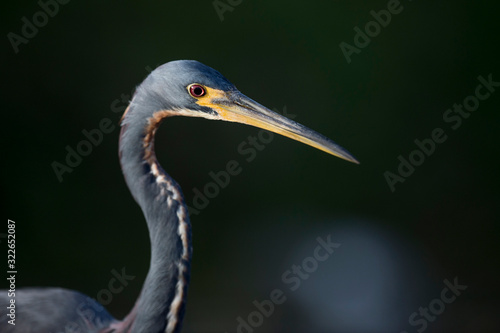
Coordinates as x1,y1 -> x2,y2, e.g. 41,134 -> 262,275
118,104 -> 192,333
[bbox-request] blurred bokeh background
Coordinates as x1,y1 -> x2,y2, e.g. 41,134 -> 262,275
2,0 -> 499,332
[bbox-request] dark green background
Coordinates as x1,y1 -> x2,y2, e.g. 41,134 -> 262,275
3,0 -> 499,332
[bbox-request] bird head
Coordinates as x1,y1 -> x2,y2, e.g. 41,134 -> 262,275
125,60 -> 358,164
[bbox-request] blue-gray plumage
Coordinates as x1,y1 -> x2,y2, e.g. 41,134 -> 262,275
0,60 -> 358,333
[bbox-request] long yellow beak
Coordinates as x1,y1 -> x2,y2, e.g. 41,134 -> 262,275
210,91 -> 359,164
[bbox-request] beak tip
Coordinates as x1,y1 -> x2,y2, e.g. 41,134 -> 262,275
344,155 -> 360,165
330,147 -> 359,165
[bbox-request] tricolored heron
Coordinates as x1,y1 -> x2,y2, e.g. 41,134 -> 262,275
0,60 -> 358,333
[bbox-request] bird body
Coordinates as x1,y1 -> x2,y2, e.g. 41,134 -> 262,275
0,288 -> 114,332
0,60 -> 357,333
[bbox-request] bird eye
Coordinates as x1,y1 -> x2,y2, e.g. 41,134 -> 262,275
189,84 -> 206,97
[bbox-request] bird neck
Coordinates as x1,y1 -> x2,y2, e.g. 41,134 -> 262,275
119,104 -> 192,333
